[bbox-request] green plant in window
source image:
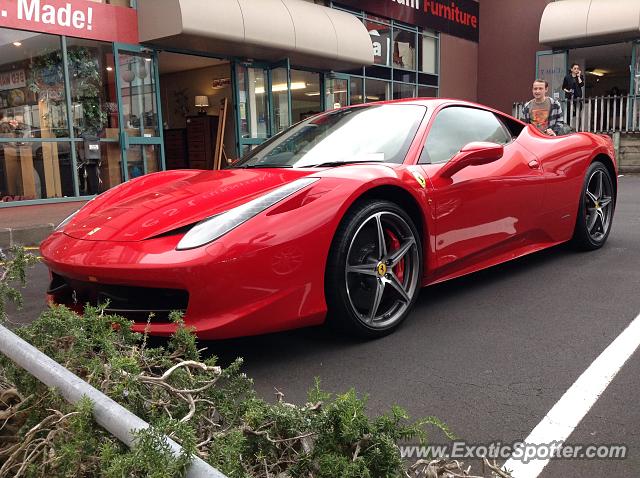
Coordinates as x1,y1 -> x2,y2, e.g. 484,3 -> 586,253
28,50 -> 65,135
67,46 -> 108,136
29,47 -> 107,137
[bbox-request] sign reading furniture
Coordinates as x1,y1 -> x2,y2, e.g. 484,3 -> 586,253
0,0 -> 139,43
336,0 -> 479,42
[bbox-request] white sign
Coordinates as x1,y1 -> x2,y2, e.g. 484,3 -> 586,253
0,70 -> 26,91
17,0 -> 94,31
0,0 -> 140,44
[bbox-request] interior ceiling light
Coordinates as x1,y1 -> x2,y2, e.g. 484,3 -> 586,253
106,66 -> 113,72
587,69 -> 607,77
12,42 -> 22,47
306,89 -> 345,97
255,82 -> 306,94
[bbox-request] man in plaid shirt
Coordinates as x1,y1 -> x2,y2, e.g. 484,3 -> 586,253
521,79 -> 565,136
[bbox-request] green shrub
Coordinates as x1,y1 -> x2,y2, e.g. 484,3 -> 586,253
0,247 -> 509,478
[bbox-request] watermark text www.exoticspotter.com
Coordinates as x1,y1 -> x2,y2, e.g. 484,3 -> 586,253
399,441 -> 627,463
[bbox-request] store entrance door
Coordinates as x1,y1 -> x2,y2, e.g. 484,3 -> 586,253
114,44 -> 164,181
325,74 -> 350,110
234,60 -> 292,156
536,50 -> 567,102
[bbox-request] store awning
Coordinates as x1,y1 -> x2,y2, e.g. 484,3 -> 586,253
137,0 -> 374,70
539,0 -> 640,48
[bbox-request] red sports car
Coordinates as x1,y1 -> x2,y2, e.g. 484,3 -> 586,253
41,99 -> 617,339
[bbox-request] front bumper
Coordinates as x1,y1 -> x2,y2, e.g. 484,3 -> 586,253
40,230 -> 327,339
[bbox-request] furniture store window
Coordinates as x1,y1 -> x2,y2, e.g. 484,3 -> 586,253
419,32 -> 438,75
291,69 -> 322,123
365,78 -> 390,102
0,29 -> 70,201
365,18 -> 391,67
0,28 -> 128,203
393,28 -> 417,71
394,83 -> 416,100
66,38 -> 121,196
350,77 -> 364,104
330,4 -> 439,105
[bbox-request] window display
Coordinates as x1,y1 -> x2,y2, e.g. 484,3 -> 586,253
0,29 -> 69,201
0,29 -> 127,202
393,28 -> 416,71
366,20 -> 391,67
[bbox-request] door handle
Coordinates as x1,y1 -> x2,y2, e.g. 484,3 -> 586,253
528,159 -> 540,169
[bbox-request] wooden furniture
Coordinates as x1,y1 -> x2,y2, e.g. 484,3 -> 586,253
213,98 -> 228,170
163,129 -> 188,169
3,146 -> 35,197
186,115 -> 218,170
38,99 -> 62,198
104,128 -> 123,189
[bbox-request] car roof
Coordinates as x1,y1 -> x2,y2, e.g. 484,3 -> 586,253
364,97 -> 525,125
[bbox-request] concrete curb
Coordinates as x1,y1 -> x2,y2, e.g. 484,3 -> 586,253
620,166 -> 640,174
0,224 -> 54,249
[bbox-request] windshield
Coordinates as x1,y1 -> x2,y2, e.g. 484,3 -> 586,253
232,104 -> 426,168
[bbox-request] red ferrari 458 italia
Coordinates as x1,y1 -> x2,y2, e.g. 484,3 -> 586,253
41,99 -> 617,339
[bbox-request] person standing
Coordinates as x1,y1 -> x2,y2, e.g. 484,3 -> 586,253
521,79 -> 565,136
563,63 -> 584,119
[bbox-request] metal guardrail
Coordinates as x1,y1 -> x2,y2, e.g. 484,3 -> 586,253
0,324 -> 228,478
513,95 -> 640,134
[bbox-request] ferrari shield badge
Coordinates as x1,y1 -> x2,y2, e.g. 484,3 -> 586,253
408,167 -> 427,189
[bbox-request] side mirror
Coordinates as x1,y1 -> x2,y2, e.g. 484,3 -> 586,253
436,141 -> 504,179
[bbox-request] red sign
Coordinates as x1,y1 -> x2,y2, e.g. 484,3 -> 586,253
336,0 -> 479,43
0,0 -> 139,44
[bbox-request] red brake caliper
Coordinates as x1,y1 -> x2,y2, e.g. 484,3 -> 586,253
385,229 -> 404,283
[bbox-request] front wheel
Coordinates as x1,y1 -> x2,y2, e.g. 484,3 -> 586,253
325,200 -> 423,338
571,161 -> 615,250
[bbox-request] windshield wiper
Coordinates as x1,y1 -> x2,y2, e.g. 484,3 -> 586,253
238,164 -> 294,169
305,159 -> 385,168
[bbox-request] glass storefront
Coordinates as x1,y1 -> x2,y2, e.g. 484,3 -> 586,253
1,1 -> 440,204
0,25 -> 163,204
291,70 -> 322,122
234,62 -> 324,154
331,5 -> 440,107
0,30 -> 71,201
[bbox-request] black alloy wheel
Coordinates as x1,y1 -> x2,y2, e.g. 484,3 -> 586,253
571,161 -> 615,250
325,200 -> 423,338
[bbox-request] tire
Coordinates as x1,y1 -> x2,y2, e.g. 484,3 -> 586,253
570,161 -> 615,251
325,200 -> 423,338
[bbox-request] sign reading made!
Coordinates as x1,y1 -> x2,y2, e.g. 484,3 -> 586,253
336,0 -> 479,43
0,0 -> 139,44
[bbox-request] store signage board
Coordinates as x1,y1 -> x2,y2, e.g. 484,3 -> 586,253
0,0 -> 139,44
0,69 -> 26,90
336,0 -> 479,43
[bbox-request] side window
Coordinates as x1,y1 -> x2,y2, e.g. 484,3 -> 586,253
420,107 -> 512,164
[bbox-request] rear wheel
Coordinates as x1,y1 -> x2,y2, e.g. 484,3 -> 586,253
325,200 -> 422,338
571,161 -> 615,250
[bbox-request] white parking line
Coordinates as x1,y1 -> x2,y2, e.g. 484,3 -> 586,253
504,311 -> 640,478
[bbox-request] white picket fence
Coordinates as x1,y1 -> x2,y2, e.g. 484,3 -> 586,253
513,95 -> 640,134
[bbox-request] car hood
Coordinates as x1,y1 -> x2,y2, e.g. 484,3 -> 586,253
63,169 -> 315,241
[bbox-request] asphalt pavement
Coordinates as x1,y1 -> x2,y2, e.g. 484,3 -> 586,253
7,175 -> 640,477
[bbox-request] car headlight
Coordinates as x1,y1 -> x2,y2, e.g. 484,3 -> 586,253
55,210 -> 80,231
176,177 -> 319,250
